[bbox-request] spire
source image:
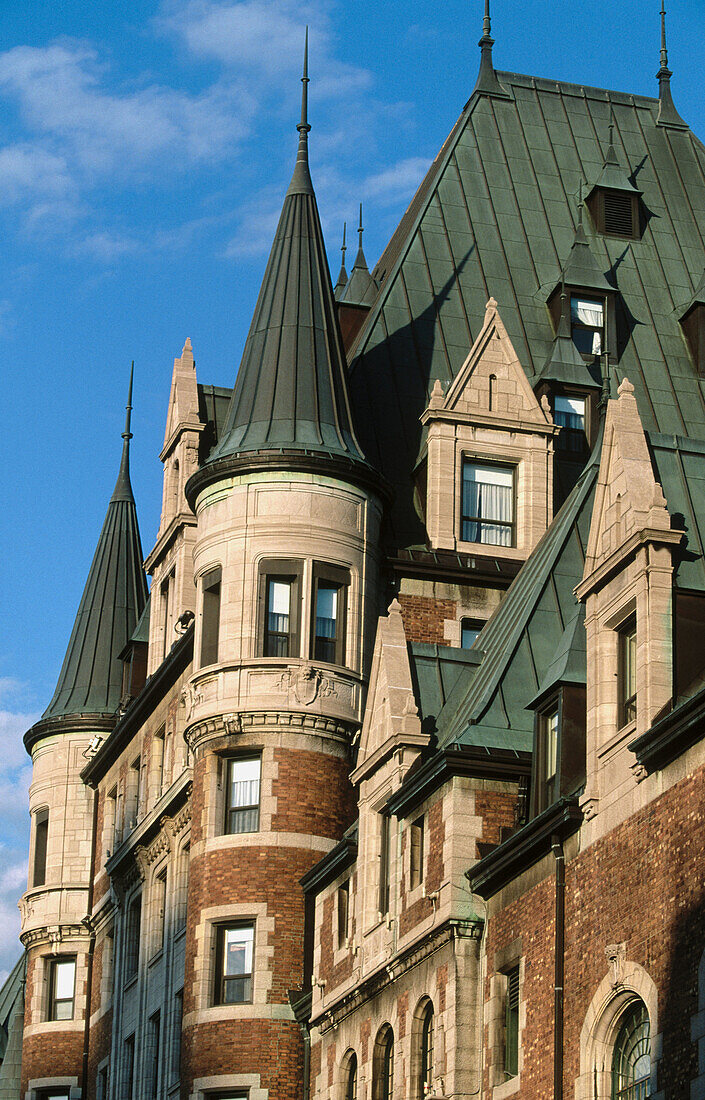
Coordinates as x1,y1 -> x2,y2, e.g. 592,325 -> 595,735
656,1 -> 688,129
287,27 -> 314,196
111,360 -> 134,503
199,34 -> 369,476
341,203 -> 378,307
471,0 -> 508,99
334,221 -> 348,300
34,370 -> 149,730
588,111 -> 640,196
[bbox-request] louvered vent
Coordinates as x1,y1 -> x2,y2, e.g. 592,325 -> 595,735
603,190 -> 635,237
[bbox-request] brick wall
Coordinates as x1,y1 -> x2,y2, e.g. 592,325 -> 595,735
397,595 -> 455,645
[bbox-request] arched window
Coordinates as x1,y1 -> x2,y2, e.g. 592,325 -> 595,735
373,1025 -> 394,1100
611,1000 -> 650,1099
343,1050 -> 358,1100
421,1005 -> 434,1094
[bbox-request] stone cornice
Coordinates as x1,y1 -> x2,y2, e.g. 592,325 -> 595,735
24,714 -> 116,756
106,771 -> 192,890
420,406 -> 558,437
385,746 -> 531,819
467,795 -> 582,899
310,918 -> 482,1031
159,420 -> 203,463
144,511 -> 198,573
21,922 -> 90,950
300,833 -> 358,897
576,525 -> 683,601
185,709 -> 356,752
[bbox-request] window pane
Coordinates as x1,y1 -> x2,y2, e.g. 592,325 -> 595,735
55,959 -> 75,1000
227,758 -> 260,834
461,619 -> 482,648
266,578 -> 292,656
554,395 -> 586,431
462,462 -> 514,546
546,711 -> 558,781
224,927 -> 254,976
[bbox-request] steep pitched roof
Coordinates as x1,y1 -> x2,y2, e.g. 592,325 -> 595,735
0,956 -> 24,1099
206,48 -> 365,468
348,70 -> 705,548
39,381 -> 148,725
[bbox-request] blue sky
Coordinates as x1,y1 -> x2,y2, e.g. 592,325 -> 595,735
1,0 -> 703,979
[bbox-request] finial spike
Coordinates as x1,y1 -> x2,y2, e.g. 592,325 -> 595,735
298,26 -> 310,134
358,202 -> 364,247
123,361 -> 134,441
342,221 -> 347,257
483,0 -> 491,39
578,180 -> 584,228
660,0 -> 669,73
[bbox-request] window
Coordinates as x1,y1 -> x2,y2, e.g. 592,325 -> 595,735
337,879 -> 350,949
127,755 -> 142,829
152,727 -> 166,802
124,895 -> 142,982
214,924 -> 254,1004
97,1064 -> 109,1100
105,787 -> 117,857
225,757 -> 261,834
554,395 -> 587,452
461,461 -> 514,546
200,566 -> 222,667
537,707 -> 559,813
311,564 -> 350,665
161,570 -> 175,659
461,618 -> 483,649
419,1002 -> 435,1097
260,561 -> 302,657
410,816 -> 425,890
344,1052 -> 358,1100
373,1025 -> 395,1100
37,1091 -> 70,1100
48,956 -> 75,1020
174,844 -> 190,931
504,965 -> 520,1079
378,814 -> 392,915
618,619 -> 637,727
171,990 -> 183,1082
33,808 -> 49,888
571,296 -> 604,360
123,1034 -> 136,1100
148,1011 -> 161,1099
152,869 -> 167,956
611,1000 -> 651,1099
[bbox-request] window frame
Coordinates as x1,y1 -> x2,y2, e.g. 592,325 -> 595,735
378,813 -> 392,916
610,999 -> 651,1099
337,879 -> 350,950
409,816 -> 425,891
588,187 -> 640,241
503,964 -> 520,1080
535,700 -> 560,814
344,1051 -> 358,1100
124,894 -> 142,984
553,391 -> 590,454
200,565 -> 222,668
258,559 -> 303,659
372,1024 -> 395,1100
618,616 -> 637,729
570,294 -> 606,363
310,562 -> 350,666
460,458 -> 516,548
47,955 -> 76,1022
213,922 -> 255,1006
32,807 -> 49,888
419,1001 -> 435,1098
460,618 -> 484,650
224,755 -> 261,835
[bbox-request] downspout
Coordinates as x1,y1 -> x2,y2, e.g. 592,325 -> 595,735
81,786 -> 100,1100
551,834 -> 565,1100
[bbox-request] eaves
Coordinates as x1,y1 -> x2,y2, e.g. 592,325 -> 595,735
630,682 -> 705,773
467,796 -> 582,900
301,833 -> 358,896
385,746 -> 531,819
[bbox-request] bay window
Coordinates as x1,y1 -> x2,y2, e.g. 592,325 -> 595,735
311,564 -> 349,665
259,560 -> 302,657
461,461 -> 514,547
200,566 -> 222,667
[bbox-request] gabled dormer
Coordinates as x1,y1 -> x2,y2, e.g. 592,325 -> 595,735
586,124 -> 642,241
421,297 -> 557,559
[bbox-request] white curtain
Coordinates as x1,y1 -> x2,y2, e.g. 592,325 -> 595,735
462,465 -> 513,546
572,298 -> 604,355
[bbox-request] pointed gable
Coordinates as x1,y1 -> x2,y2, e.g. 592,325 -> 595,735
438,297 -> 549,425
352,600 -> 429,786
582,378 -> 673,579
164,337 -> 201,449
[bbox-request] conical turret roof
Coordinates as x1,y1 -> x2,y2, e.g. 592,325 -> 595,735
207,39 -> 366,468
37,370 -> 148,728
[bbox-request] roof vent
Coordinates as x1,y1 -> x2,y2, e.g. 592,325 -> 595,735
603,191 -> 635,238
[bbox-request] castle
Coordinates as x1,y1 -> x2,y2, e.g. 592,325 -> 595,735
3,4 -> 705,1098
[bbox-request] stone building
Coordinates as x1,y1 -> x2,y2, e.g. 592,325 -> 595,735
5,4 -> 705,1098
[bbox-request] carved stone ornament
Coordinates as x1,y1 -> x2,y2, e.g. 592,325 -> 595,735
223,712 -> 242,735
605,942 -> 627,988
580,792 -> 599,820
631,761 -> 648,784
279,665 -> 338,706
180,682 -> 203,720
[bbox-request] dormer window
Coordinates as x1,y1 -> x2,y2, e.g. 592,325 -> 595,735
588,188 -> 639,240
461,460 -> 514,547
554,395 -> 587,453
570,296 -> 604,360
680,299 -> 705,376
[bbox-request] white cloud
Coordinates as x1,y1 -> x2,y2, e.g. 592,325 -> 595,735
0,707 -> 37,980
364,156 -> 430,206
157,0 -> 372,99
